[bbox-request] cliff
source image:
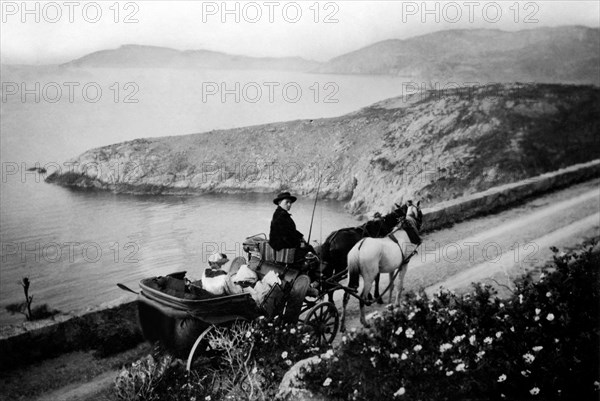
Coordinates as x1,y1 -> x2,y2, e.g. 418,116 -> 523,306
46,83 -> 600,214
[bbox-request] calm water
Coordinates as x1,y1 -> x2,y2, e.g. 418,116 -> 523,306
0,67 -> 409,325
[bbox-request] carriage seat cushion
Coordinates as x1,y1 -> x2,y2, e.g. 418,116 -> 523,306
259,241 -> 296,264
243,235 -> 296,264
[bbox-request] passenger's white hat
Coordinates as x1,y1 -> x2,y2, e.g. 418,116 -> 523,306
208,252 -> 229,265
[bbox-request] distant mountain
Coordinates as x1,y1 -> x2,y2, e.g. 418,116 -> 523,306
58,26 -> 599,82
60,44 -> 321,72
315,26 -> 600,85
47,83 -> 600,214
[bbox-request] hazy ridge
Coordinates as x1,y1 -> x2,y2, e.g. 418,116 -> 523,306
315,26 -> 600,85
44,26 -> 600,86
60,44 -> 321,72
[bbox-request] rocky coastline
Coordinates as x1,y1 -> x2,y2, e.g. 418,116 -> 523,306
46,83 -> 600,215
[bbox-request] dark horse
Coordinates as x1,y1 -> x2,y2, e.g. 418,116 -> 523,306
319,203 -> 407,303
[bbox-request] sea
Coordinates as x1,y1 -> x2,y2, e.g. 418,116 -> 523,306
0,66 -> 411,326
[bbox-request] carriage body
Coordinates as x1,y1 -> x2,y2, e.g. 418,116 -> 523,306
136,238 -> 339,361
137,273 -> 265,356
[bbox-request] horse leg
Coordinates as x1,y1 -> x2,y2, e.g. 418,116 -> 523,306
340,291 -> 350,332
360,279 -> 374,327
320,260 -> 335,304
373,273 -> 383,304
394,264 -> 408,307
388,272 -> 395,304
326,273 -> 335,304
326,262 -> 346,305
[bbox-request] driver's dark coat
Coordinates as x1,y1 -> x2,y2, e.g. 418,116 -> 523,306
269,206 -> 303,250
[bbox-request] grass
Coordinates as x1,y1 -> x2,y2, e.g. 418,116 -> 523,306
0,343 -> 153,401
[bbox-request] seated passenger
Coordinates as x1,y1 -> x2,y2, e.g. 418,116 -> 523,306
204,252 -> 229,277
201,252 -> 229,295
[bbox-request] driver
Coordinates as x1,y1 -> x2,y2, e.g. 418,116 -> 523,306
269,191 -> 305,250
269,191 -> 315,260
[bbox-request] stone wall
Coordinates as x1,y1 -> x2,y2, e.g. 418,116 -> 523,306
421,159 -> 600,232
0,295 -> 139,371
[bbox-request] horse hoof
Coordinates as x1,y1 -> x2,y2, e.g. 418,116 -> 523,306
377,298 -> 384,305
340,326 -> 346,333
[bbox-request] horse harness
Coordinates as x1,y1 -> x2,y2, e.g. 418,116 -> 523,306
360,229 -> 421,306
387,230 -> 420,268
356,219 -> 421,262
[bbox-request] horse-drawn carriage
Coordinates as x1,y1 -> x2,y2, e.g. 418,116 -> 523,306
133,233 -> 341,370
129,201 -> 423,370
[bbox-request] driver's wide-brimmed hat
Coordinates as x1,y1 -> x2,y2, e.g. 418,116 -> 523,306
273,191 -> 297,205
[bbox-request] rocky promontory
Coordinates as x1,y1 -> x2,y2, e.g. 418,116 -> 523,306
46,83 -> 600,214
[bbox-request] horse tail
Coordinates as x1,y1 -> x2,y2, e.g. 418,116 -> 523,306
318,231 -> 334,274
320,232 -> 332,263
347,239 -> 364,290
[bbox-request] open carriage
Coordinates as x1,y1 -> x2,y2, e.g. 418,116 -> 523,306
135,233 -> 340,370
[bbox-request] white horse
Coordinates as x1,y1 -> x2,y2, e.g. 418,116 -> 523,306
340,212 -> 422,332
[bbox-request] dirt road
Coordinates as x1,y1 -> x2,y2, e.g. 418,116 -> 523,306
415,180 -> 598,295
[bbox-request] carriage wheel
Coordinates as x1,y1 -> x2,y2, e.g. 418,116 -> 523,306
186,326 -> 214,372
186,320 -> 251,372
304,302 -> 339,345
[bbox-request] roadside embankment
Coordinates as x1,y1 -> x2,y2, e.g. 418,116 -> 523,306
421,159 -> 600,232
2,159 -> 598,370
0,295 -> 139,371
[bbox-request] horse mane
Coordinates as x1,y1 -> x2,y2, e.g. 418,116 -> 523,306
358,207 -> 404,237
321,204 -> 406,256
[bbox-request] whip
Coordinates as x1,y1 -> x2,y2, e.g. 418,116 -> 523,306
307,173 -> 323,244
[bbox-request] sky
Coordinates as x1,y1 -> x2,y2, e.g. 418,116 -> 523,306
1,0 -> 599,65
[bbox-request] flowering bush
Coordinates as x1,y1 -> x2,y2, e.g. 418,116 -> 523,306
251,316 -> 325,387
302,242 -> 600,400
115,354 -> 176,401
115,316 -> 326,400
